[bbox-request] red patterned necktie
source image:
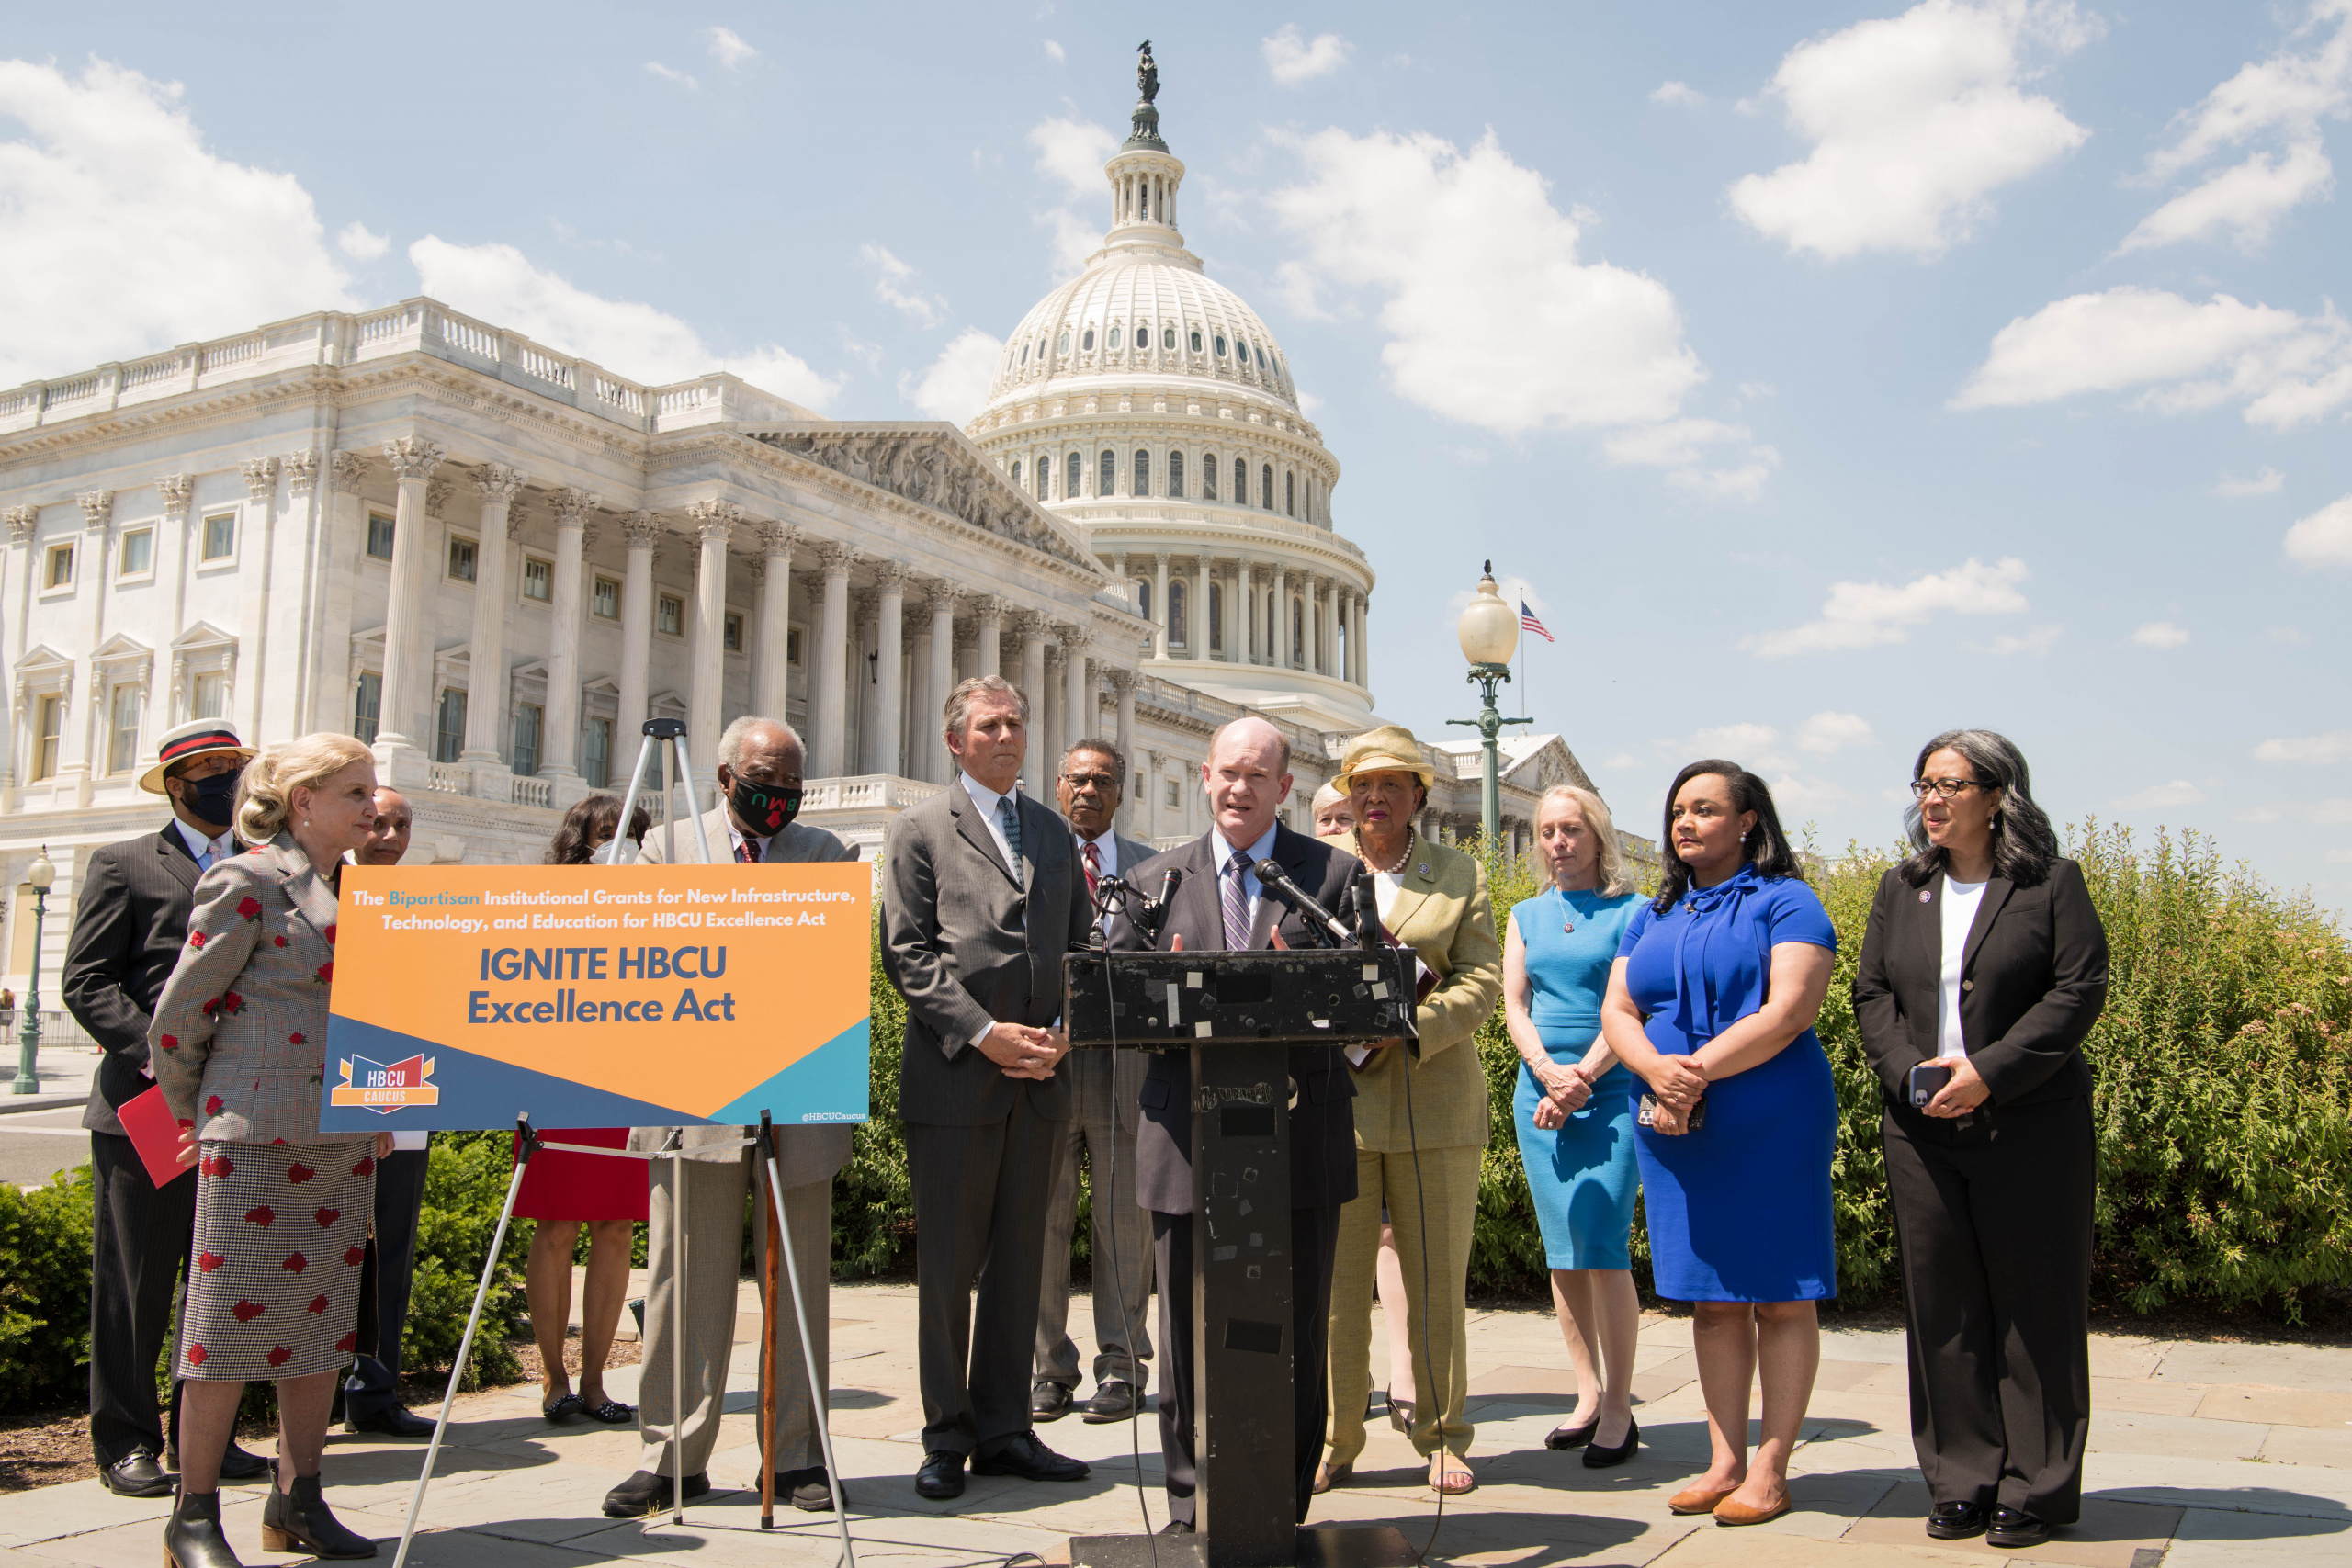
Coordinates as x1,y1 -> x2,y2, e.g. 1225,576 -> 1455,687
736,836 -> 763,864
1082,840 -> 1101,899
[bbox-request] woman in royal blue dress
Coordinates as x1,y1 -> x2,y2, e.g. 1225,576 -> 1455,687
1600,761 -> 1838,1528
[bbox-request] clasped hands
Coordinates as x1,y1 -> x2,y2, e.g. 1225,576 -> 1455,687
978,1021 -> 1070,1081
1644,1054 -> 1709,1137
1529,1061 -> 1593,1130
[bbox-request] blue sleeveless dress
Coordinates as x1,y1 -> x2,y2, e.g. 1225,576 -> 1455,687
1510,886 -> 1644,1270
1616,865 -> 1839,1303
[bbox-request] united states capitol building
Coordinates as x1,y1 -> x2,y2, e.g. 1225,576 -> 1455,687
1,64 -> 1595,994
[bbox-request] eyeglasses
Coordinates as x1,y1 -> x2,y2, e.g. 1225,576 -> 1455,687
1062,772 -> 1119,791
1910,778 -> 1993,801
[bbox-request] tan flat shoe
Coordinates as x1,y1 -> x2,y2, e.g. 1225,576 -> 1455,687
1668,1483 -> 1740,1516
1713,1494 -> 1792,1527
1429,1455 -> 1476,1495
1311,1461 -> 1351,1495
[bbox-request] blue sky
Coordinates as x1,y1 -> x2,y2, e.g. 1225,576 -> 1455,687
6,2 -> 2349,907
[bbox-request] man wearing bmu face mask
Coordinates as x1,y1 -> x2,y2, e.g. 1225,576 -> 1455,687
605,716 -> 863,1518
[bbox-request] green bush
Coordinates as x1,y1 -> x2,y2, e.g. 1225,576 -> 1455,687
832,919 -> 917,1277
0,1164 -> 96,1405
405,1133 -> 534,1389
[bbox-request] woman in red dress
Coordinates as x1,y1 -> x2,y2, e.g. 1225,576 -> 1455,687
516,795 -> 653,1424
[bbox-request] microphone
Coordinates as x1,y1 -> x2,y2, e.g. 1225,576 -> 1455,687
1134,865 -> 1182,941
1242,854 -> 1352,946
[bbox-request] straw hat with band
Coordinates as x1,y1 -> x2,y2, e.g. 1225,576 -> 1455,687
138,719 -> 256,795
1332,723 -> 1435,794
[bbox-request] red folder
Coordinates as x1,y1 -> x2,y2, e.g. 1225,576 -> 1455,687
117,1084 -> 198,1188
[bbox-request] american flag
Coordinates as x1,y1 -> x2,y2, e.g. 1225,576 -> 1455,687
1520,598 -> 1555,643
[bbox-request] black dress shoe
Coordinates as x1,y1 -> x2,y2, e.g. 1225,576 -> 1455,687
973,1431 -> 1090,1483
602,1470 -> 709,1518
1926,1501 -> 1989,1540
775,1467 -> 842,1512
345,1404 -> 437,1438
1987,1507 -> 2050,1549
1581,1417 -> 1640,1468
260,1472 -> 378,1559
1544,1416 -> 1599,1451
1081,1381 -> 1139,1424
100,1450 -> 174,1498
165,1488 -> 243,1568
216,1443 -> 273,1482
1159,1518 -> 1194,1536
915,1450 -> 966,1500
1030,1381 -> 1074,1422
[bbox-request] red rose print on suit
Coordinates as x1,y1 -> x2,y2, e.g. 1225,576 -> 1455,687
158,1033 -> 177,1050
314,1208 -> 340,1228
187,931 -> 206,949
282,1252 -> 308,1273
352,1156 -> 374,1177
308,1294 -> 329,1314
245,1204 -> 276,1226
334,1332 -> 356,1354
271,1138 -> 288,1145
236,897 -> 263,920
198,1251 -> 224,1272
322,924 -> 337,945
219,990 -> 245,1015
287,1162 -> 315,1184
232,1300 -> 265,1324
289,1032 -> 305,1045
187,1344 -> 208,1367
313,962 -> 334,985
205,1095 -> 224,1116
345,1246 -> 366,1267
273,935 -> 288,948
267,1346 -> 292,1368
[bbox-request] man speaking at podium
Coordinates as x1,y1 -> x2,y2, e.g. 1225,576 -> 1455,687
1110,716 -> 1364,1532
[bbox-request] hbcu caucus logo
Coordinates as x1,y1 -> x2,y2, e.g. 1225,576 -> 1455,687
330,1052 -> 440,1112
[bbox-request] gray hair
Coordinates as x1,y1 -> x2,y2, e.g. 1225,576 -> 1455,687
1536,784 -> 1634,897
717,716 -> 806,773
1898,728 -> 2058,888
943,674 -> 1029,742
1062,738 -> 1126,786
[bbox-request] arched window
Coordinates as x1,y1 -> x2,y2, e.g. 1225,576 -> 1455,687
1067,450 -> 1082,497
1162,325 -> 1176,350
1168,450 -> 1185,498
1169,581 -> 1188,649
1190,329 -> 1203,352
1009,459 -> 1022,491
1233,457 -> 1247,502
1292,599 -> 1305,665
1057,331 -> 1070,354
1082,327 -> 1095,351
1209,583 -> 1224,651
1133,448 -> 1151,498
1285,471 -> 1295,516
1101,449 -> 1117,496
1036,459 -> 1049,499
1203,453 -> 1217,501
1266,592 -> 1277,656
1215,333 -> 1227,356
1019,344 -> 1030,365
1135,578 -> 1152,620
1109,325 -> 1122,350
1261,464 -> 1274,510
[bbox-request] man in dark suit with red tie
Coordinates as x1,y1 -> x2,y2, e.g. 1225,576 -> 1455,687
62,720 -> 271,1495
1107,716 -> 1364,1533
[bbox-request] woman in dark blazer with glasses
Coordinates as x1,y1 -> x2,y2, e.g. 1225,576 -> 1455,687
1853,728 -> 2108,1552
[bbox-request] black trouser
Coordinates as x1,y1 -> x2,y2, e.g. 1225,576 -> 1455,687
905,1098 -> 1068,1456
1883,1096 -> 2095,1523
345,1147 -> 430,1418
1152,1203 -> 1341,1528
88,1130 -> 196,1467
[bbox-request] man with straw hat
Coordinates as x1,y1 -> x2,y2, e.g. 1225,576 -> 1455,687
63,719 -> 271,1496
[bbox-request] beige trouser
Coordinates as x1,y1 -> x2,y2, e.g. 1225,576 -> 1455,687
638,1155 -> 833,1478
1324,1145 -> 1482,1465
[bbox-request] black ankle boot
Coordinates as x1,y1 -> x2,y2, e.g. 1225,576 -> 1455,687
164,1487 -> 244,1568
260,1472 -> 378,1560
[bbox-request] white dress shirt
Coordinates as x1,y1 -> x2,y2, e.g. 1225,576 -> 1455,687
1076,827 -> 1123,881
960,770 -> 1022,875
1937,876 -> 1988,1059
725,816 -> 778,863
174,818 -> 234,871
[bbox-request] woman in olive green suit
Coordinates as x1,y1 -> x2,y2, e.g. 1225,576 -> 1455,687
1316,725 -> 1503,1496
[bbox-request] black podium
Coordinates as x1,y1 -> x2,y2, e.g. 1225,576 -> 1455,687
1061,945 -> 1422,1568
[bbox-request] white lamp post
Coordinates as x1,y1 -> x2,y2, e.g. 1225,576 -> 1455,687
14,847 -> 55,1096
1446,563 -> 1531,848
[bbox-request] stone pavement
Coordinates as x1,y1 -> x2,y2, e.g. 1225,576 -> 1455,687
4,1281 -> 2346,1568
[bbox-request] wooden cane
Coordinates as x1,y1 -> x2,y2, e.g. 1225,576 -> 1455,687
759,1123 -> 782,1529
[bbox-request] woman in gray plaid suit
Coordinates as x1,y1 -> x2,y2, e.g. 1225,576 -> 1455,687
153,734 -> 390,1568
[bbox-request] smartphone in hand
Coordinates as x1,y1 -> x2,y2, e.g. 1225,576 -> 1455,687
1906,1061 -> 1954,1109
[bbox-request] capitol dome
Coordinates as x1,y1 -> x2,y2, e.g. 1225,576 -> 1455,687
967,58 -> 1376,733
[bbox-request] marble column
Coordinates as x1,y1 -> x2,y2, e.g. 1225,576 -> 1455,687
923,590 -> 956,783
0,507 -> 31,795
231,462 -> 274,760
1193,556 -> 1210,660
752,522 -> 797,722
810,543 -> 854,777
374,436 -> 444,753
1357,594 -> 1371,693
1111,551 -> 1129,614
617,513 -> 658,750
541,488 -> 598,784
1146,750 -> 1164,840
1151,552 -> 1170,660
1350,592 -> 1366,686
1042,645 -> 1066,777
1019,612 -> 1048,734
1302,573 -> 1320,674
977,595 -> 1004,680
1238,558 -> 1256,664
1062,626 -> 1091,750
1110,669 -> 1137,831
1271,562 -> 1289,667
686,500 -> 738,765
1322,579 -> 1340,676
871,560 -> 907,777
461,463 -> 526,766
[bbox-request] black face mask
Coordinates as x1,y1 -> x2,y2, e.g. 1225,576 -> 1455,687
183,768 -> 243,830
729,778 -> 802,837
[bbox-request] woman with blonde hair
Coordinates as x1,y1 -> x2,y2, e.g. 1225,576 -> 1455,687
153,734 -> 388,1568
1502,785 -> 1646,1465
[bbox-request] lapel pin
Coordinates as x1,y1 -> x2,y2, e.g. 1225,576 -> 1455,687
1918,890 -> 1932,903
1417,863 -> 1430,877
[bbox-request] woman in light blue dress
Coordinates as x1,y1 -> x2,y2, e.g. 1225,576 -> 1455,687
1503,785 -> 1645,1467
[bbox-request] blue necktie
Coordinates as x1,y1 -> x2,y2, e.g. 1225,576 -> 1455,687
997,795 -> 1023,870
1223,853 -> 1254,951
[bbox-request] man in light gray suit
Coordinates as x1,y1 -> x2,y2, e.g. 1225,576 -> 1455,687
880,676 -> 1093,1501
1032,739 -> 1157,1426
604,716 -> 859,1518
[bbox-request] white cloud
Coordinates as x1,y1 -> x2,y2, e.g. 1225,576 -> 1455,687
2109,780 -> 2207,813
1951,287 -> 2352,429
1651,81 -> 1705,107
2234,805 -> 2284,823
2119,2 -> 2350,253
2283,494 -> 2352,569
408,236 -> 840,409
1795,711 -> 1875,754
2317,798 -> 2352,825
0,58 -> 357,386
2215,466 -> 2285,496
858,243 -> 947,328
2269,625 -> 2312,645
1748,557 -> 2030,658
1262,26 -> 1351,85
704,27 -> 758,70
645,62 -> 698,91
1965,625 -> 2062,656
1728,0 -> 2097,260
1267,128 -> 1707,442
336,220 -> 389,260
2256,729 -> 2352,764
1601,418 -> 1781,499
898,327 -> 1003,423
1678,723 -> 1784,761
2132,620 -> 2191,648
1027,116 -> 1118,276
1044,39 -> 1065,63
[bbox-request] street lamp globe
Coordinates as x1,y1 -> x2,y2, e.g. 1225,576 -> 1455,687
26,848 -> 54,891
1457,560 -> 1518,669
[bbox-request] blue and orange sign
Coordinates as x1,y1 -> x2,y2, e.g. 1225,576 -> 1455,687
318,863 -> 871,1133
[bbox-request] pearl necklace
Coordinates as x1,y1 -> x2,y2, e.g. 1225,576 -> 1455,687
1355,826 -> 1415,875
